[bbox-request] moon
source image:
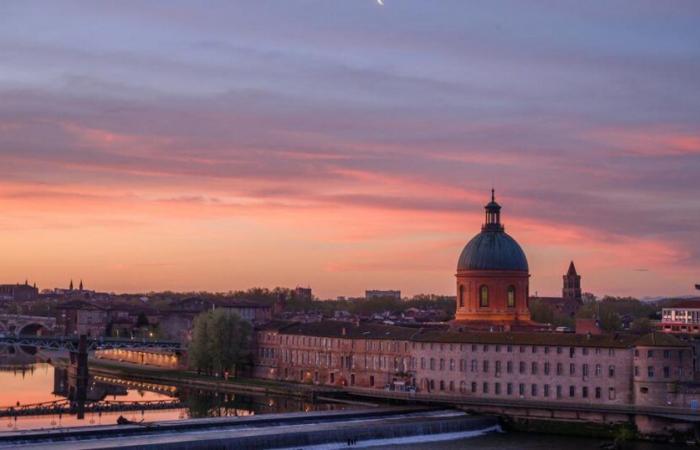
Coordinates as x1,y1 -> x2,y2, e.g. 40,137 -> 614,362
377,0 -> 384,5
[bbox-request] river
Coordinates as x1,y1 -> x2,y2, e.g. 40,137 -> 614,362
0,351 -> 690,448
371,432 -> 688,450
0,351 -> 342,431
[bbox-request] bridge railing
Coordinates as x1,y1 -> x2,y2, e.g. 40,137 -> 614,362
0,335 -> 183,350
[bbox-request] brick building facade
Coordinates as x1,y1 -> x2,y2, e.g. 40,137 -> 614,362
253,321 -> 695,408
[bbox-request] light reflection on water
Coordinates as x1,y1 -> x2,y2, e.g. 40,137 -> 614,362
0,350 -> 342,431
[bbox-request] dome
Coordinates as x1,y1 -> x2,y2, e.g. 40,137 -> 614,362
457,231 -> 529,272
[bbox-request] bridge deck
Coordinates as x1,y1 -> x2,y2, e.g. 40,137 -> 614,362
0,399 -> 183,417
0,336 -> 182,351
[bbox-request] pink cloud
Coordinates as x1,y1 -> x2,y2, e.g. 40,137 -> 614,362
588,126 -> 700,156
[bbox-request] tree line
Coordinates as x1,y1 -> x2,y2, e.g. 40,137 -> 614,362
529,294 -> 659,333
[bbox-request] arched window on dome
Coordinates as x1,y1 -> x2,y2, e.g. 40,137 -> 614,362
507,285 -> 516,308
479,285 -> 489,308
459,285 -> 464,308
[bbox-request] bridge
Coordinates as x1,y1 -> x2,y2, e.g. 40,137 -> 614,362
0,314 -> 56,336
0,335 -> 182,351
0,398 -> 183,418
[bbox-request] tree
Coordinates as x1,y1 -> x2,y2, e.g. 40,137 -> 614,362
189,312 -> 211,375
528,298 -> 573,328
630,317 -> 653,334
188,309 -> 252,378
136,312 -> 150,328
574,295 -> 659,332
581,292 -> 597,304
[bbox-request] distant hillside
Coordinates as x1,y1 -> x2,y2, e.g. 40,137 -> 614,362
646,296 -> 700,307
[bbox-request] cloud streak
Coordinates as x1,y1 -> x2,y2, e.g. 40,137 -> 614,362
0,1 -> 698,297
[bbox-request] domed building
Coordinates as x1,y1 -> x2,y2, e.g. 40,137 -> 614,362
455,190 -> 533,328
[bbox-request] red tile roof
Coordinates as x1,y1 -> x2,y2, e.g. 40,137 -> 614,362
262,321 -> 688,349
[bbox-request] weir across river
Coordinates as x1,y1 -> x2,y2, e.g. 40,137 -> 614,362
0,407 -> 498,449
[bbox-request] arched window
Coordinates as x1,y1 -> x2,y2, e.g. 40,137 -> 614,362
479,285 -> 489,307
459,285 -> 464,307
507,285 -> 516,308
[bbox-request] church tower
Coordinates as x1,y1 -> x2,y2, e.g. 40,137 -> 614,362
562,261 -> 582,302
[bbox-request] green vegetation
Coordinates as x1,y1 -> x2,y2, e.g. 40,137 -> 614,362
528,299 -> 574,328
577,295 -> 657,332
285,293 -> 456,319
188,309 -> 252,378
629,317 -> 653,334
613,423 -> 637,448
529,293 -> 660,332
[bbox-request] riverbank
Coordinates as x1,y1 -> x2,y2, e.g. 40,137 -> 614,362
81,358 -> 343,401
48,357 -> 700,444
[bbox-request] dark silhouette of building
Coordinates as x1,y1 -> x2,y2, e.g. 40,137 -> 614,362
530,262 -> 584,319
563,261 -> 582,302
0,281 -> 39,301
294,286 -> 313,300
365,290 -> 401,301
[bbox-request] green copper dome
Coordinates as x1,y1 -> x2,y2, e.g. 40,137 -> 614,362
457,190 -> 529,272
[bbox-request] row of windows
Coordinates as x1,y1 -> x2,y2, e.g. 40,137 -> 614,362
262,332 -> 620,357
259,347 -> 276,359
634,365 -> 681,378
422,358 -> 616,377
266,331 -> 692,363
273,350 -> 409,372
261,349 -> 623,380
426,379 -> 617,401
662,309 -> 700,324
458,284 -> 517,308
419,343 -> 614,356
634,349 -> 683,359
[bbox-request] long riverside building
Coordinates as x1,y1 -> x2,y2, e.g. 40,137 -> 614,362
254,322 -> 696,408
253,193 -> 699,410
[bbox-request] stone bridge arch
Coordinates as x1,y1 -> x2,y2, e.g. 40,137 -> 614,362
0,315 -> 56,336
19,322 -> 50,336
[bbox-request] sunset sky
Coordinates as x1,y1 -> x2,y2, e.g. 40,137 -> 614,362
1,1 -> 698,299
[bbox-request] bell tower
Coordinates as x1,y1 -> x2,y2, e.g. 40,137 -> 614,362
562,261 -> 582,302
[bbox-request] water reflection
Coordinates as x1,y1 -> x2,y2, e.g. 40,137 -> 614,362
0,347 -> 343,431
181,389 -> 337,419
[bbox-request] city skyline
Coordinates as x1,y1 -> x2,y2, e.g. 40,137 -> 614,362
1,1 -> 699,298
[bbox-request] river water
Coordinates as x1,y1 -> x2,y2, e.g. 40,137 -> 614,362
372,432 -> 688,450
0,352 -> 690,448
0,352 -> 342,431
